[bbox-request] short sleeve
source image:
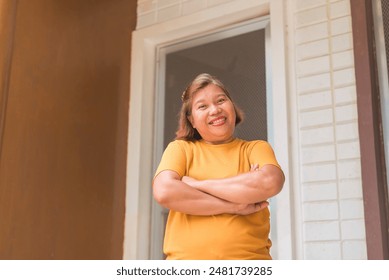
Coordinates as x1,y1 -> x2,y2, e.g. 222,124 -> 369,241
249,141 -> 282,170
154,140 -> 187,179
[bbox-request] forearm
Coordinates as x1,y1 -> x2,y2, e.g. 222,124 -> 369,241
153,171 -> 255,216
154,180 -> 233,215
186,165 -> 284,204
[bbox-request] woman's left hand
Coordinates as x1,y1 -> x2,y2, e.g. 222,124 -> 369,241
250,163 -> 259,172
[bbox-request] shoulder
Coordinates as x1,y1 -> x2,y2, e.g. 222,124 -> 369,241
241,140 -> 277,162
165,139 -> 198,153
239,139 -> 272,151
250,140 -> 272,148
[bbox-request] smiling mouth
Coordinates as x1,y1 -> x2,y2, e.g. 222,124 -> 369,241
209,117 -> 226,126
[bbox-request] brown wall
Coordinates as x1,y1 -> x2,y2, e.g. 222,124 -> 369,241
0,0 -> 136,259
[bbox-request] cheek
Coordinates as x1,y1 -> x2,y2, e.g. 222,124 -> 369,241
188,113 -> 201,127
225,104 -> 236,120
192,113 -> 208,129
232,110 -> 237,123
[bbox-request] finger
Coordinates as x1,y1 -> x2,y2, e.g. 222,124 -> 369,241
250,163 -> 259,171
256,201 -> 269,211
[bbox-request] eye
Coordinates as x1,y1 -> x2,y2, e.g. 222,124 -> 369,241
198,104 -> 207,110
217,98 -> 226,104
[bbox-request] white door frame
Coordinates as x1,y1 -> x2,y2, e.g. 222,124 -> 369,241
123,0 -> 294,260
153,17 -> 271,260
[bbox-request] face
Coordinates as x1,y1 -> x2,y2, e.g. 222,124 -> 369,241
188,84 -> 236,144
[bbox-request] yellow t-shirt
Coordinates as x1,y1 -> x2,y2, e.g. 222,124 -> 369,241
154,138 -> 282,260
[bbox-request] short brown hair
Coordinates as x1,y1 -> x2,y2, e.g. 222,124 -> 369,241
175,73 -> 244,141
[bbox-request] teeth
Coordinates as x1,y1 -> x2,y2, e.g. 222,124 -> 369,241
210,118 -> 225,125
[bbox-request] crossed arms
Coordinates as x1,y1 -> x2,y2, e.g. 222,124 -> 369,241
152,164 -> 284,216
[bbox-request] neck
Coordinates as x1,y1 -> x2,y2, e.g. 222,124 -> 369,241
202,137 -> 235,145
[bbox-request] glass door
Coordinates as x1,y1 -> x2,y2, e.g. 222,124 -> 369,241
151,17 -> 271,259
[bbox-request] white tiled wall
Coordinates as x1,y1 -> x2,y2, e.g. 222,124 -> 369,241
137,0 -> 236,28
135,0 -> 367,259
293,0 -> 367,259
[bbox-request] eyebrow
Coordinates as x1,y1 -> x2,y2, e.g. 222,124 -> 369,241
193,93 -> 227,105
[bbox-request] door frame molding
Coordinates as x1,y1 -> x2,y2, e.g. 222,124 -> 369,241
350,0 -> 389,259
123,0 -> 294,259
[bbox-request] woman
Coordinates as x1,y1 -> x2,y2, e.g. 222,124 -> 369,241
153,73 -> 284,260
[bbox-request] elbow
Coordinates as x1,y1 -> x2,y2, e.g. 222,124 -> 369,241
153,183 -> 170,207
153,170 -> 181,209
266,173 -> 284,198
257,166 -> 285,198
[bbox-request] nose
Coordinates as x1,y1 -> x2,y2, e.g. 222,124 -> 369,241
209,104 -> 221,115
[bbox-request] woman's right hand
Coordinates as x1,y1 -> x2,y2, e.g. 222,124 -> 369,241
233,201 -> 269,215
